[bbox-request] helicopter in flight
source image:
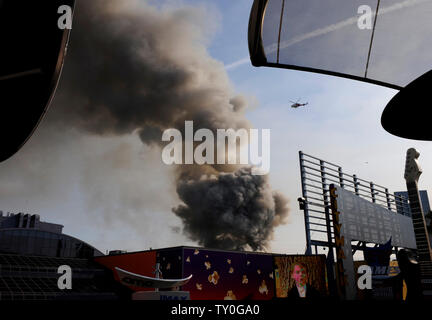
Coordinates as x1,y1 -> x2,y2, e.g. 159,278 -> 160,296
290,99 -> 308,108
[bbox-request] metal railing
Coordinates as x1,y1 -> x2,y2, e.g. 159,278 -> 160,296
299,151 -> 410,255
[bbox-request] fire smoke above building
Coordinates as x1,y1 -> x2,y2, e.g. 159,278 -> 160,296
51,1 -> 289,251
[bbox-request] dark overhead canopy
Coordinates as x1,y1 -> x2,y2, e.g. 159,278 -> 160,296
248,0 -> 432,140
249,0 -> 432,90
0,0 -> 74,162
381,70 -> 432,140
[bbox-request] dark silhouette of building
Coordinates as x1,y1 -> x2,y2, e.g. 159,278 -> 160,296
0,211 -> 103,258
0,211 -> 127,300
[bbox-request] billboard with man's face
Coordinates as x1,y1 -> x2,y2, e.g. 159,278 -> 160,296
274,255 -> 327,299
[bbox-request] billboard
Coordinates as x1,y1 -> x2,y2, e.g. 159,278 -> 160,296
329,184 -> 416,299
181,248 -> 275,300
333,186 -> 416,248
274,255 -> 327,299
157,247 -> 184,280
95,247 -> 329,300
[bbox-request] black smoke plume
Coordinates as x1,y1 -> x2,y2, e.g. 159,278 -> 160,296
52,0 -> 289,251
174,167 -> 288,251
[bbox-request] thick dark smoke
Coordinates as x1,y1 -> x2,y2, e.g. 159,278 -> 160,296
52,0 -> 289,251
54,1 -> 250,137
174,167 -> 288,251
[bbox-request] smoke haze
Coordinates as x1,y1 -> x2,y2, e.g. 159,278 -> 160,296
7,0 -> 290,251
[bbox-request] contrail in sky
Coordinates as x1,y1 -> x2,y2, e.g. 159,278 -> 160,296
225,0 -> 430,70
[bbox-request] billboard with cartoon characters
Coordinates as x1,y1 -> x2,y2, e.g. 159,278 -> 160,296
180,248 -> 274,300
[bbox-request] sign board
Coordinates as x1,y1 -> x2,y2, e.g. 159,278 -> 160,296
115,267 -> 192,289
335,186 -> 416,248
132,291 -> 190,301
330,184 -> 416,300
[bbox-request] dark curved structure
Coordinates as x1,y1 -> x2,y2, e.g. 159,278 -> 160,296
248,0 -> 432,140
0,212 -> 102,258
381,70 -> 432,140
0,0 -> 75,162
0,228 -> 103,259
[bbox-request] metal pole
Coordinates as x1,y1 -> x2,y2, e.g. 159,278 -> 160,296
370,182 -> 376,203
321,160 -> 336,297
353,175 -> 359,196
338,167 -> 344,188
320,160 -> 334,249
385,188 -> 392,211
299,151 -> 312,255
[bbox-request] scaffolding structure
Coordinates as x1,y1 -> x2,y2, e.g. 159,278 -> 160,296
299,151 -> 412,297
299,151 -> 411,255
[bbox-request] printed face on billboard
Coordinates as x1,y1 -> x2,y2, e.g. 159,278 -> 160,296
274,255 -> 327,299
291,263 -> 308,286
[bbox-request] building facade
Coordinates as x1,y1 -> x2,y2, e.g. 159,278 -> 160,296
394,190 -> 431,217
0,211 -> 125,300
0,211 -> 103,258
